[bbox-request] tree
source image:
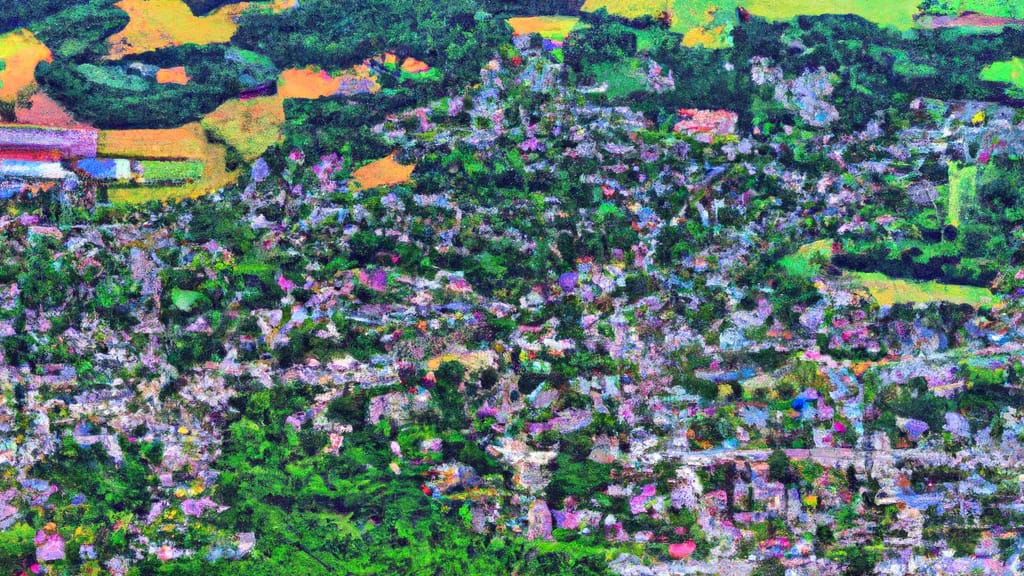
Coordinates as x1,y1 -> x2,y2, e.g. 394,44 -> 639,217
768,450 -> 791,483
752,557 -> 786,576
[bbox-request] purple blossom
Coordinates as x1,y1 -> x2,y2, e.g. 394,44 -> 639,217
558,272 -> 578,293
370,269 -> 388,292
903,418 -> 929,440
34,531 -> 65,562
448,97 -> 464,118
251,158 -> 270,183
181,497 -> 228,517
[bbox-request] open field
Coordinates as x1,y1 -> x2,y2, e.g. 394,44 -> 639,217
107,141 -> 235,203
351,153 -> 415,190
744,0 -> 921,30
106,0 -> 295,59
156,66 -> 191,85
779,240 -> 833,279
981,58 -> 1024,91
201,95 -> 286,161
848,271 -> 1000,308
0,29 -> 52,103
946,161 -> 976,227
584,0 -> 979,42
581,0 -> 669,21
98,123 -> 210,159
101,123 -> 236,203
14,92 -> 91,129
507,16 -> 581,40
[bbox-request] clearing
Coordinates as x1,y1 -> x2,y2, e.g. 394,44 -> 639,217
0,29 -> 52,103
848,272 -> 1000,308
351,153 -> 416,190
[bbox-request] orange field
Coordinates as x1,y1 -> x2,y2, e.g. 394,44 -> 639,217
351,153 -> 416,190
0,29 -> 52,103
278,64 -> 380,99
277,67 -> 344,99
14,92 -> 91,129
201,95 -> 286,161
400,57 -> 431,74
156,66 -> 191,84
107,0 -> 296,59
98,123 -> 210,159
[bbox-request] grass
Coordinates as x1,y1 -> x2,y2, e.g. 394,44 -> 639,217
278,64 -> 380,99
138,160 -> 204,182
589,59 -> 647,98
582,0 -> 670,21
0,29 -> 52,103
584,0 -> 924,45
779,240 -> 833,279
946,161 -> 976,227
201,95 -> 286,162
953,0 -> 1024,19
980,58 -> 1024,91
351,154 -> 415,190
98,123 -> 210,159
848,272 -> 999,308
744,0 -> 922,30
277,67 -> 345,99
13,92 -> 90,128
107,0 -> 240,59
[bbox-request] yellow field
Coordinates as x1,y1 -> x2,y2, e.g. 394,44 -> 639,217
426,351 -> 496,372
107,0 -> 296,59
201,95 -> 286,161
0,29 -> 52,103
581,0 -> 670,21
507,16 -> 581,40
351,154 -> 415,190
849,272 -> 1000,308
100,122 -> 236,203
105,124 -> 236,203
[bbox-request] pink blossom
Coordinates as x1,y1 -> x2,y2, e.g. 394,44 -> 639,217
34,531 -> 65,562
277,275 -> 295,293
668,541 -> 696,559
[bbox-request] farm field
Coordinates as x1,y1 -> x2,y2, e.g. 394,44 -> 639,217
0,29 -> 52,102
981,58 -> 1024,91
946,161 -> 977,227
848,272 -> 1000,308
156,66 -> 190,85
507,16 -> 581,40
351,153 -> 416,190
106,0 -> 295,59
584,0 -> 1016,43
201,95 -> 286,162
99,122 -> 235,203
